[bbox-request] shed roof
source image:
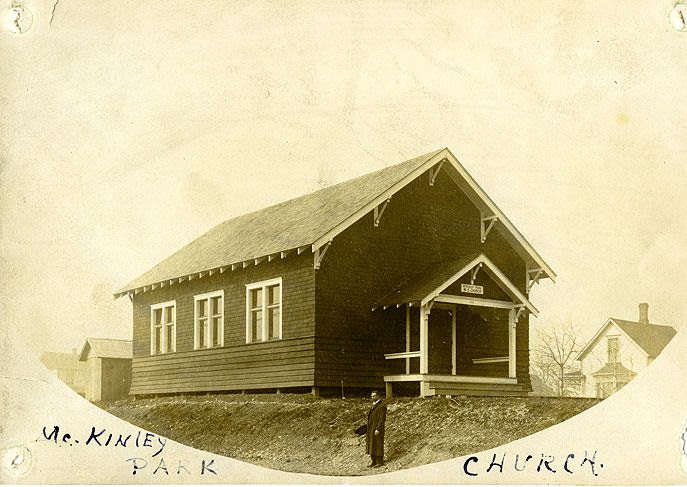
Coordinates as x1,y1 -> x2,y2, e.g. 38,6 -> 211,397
115,147 -> 555,297
79,338 -> 133,361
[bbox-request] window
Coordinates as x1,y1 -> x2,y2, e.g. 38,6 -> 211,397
607,336 -> 620,363
194,290 -> 224,349
246,278 -> 282,343
150,301 -> 176,355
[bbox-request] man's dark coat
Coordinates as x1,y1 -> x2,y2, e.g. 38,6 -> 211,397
366,399 -> 387,457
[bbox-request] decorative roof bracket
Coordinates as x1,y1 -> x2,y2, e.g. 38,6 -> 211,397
429,159 -> 446,186
470,263 -> 483,284
480,212 -> 498,243
426,299 -> 435,313
314,241 -> 332,270
373,197 -> 392,227
526,265 -> 545,293
514,304 -> 527,322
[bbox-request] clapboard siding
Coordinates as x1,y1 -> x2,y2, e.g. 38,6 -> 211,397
130,336 -> 316,395
132,253 -> 315,359
315,172 -> 532,390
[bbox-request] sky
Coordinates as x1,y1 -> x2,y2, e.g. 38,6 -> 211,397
1,0 -> 686,356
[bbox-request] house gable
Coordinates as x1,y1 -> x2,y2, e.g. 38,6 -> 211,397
577,321 -> 649,392
313,164 -> 536,390
576,318 -> 667,362
312,148 -> 556,283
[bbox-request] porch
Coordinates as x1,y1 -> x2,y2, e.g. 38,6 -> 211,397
383,373 -> 525,397
373,253 -> 538,397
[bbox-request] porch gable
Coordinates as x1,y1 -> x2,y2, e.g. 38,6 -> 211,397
371,253 -> 538,316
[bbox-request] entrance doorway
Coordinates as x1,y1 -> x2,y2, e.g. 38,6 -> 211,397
428,307 -> 453,374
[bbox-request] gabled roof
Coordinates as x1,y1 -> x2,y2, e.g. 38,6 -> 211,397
79,338 -> 133,361
372,253 -> 538,315
610,319 -> 677,358
115,147 -> 555,298
576,318 -> 677,361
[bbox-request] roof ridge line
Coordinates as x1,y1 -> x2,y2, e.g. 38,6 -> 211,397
611,318 -> 676,329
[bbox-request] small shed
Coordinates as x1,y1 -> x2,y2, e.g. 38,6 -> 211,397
79,338 -> 133,401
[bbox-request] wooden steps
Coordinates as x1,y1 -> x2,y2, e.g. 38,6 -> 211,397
428,380 -> 527,397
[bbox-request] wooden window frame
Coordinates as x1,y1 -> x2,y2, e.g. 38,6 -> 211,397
150,300 -> 176,355
245,277 -> 283,343
194,290 -> 224,350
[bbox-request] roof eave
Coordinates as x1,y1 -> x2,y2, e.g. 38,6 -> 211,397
113,245 -> 314,299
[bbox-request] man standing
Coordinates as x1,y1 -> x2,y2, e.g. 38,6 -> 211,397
366,390 -> 387,467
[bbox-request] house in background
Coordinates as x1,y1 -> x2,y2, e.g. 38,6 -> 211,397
561,368 -> 586,397
39,350 -> 88,396
575,303 -> 677,398
114,148 -> 555,398
79,338 -> 133,401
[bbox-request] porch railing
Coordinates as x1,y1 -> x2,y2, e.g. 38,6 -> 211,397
384,351 -> 420,360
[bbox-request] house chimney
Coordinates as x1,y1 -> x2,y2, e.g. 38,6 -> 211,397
638,303 -> 649,325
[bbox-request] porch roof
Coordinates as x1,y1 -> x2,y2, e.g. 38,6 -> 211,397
371,253 -> 538,314
591,362 -> 635,377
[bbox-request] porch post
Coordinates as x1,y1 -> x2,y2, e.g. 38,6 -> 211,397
419,305 -> 429,374
508,309 -> 517,378
419,304 -> 430,397
451,305 -> 457,375
405,304 -> 411,374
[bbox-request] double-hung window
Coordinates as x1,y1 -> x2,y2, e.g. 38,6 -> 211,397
150,301 -> 176,355
607,336 -> 620,364
194,290 -> 224,349
246,278 -> 282,343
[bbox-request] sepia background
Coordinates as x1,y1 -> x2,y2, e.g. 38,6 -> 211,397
2,0 -> 687,483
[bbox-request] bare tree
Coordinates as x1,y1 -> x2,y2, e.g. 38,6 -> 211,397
531,322 -> 581,397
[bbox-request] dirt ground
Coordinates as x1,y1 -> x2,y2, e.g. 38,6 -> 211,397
102,393 -> 600,476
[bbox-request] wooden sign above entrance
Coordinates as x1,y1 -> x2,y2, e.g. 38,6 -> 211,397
461,283 -> 484,295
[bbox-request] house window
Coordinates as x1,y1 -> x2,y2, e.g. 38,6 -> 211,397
607,336 -> 620,363
246,278 -> 282,343
150,301 -> 176,355
194,290 -> 224,349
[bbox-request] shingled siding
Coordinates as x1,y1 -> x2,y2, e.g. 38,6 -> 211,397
130,254 -> 316,395
314,170 -> 532,391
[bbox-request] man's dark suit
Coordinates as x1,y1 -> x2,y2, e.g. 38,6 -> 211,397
366,398 -> 387,466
